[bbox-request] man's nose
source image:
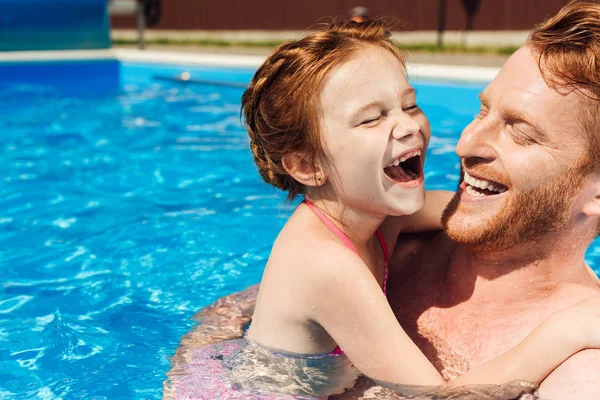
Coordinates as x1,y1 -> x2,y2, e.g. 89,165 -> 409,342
391,112 -> 420,141
456,116 -> 498,161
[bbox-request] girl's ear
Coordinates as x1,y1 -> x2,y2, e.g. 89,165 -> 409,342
282,152 -> 326,187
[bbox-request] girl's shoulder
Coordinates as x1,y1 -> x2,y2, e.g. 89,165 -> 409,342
274,222 -> 360,268
268,208 -> 365,284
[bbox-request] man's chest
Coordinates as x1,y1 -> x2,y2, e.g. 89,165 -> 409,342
409,305 -> 542,378
387,269 -> 548,380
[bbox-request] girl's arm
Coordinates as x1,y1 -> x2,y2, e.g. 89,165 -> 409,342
449,296 -> 600,387
379,190 -> 453,247
310,245 -> 446,387
401,190 -> 454,232
310,248 -> 599,392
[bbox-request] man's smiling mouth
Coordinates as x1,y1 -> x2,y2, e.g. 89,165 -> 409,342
463,171 -> 508,197
383,149 -> 423,185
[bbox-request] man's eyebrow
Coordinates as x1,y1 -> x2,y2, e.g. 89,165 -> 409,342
504,108 -> 546,138
478,92 -> 489,107
478,92 -> 546,138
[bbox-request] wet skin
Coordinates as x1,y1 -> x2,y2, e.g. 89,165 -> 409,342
338,46 -> 600,399
165,47 -> 600,399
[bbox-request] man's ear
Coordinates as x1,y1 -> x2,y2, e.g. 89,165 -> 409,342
281,152 -> 325,187
583,195 -> 600,217
582,173 -> 600,217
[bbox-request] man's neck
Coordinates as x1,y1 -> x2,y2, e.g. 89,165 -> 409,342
444,239 -> 597,308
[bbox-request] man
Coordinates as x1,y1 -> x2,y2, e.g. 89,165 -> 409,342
377,2 -> 600,398
166,2 -> 600,398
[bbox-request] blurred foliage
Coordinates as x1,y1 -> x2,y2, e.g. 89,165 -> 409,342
112,37 -> 519,55
396,42 -> 519,55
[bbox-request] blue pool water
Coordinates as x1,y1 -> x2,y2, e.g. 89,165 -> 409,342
1,60 -> 599,399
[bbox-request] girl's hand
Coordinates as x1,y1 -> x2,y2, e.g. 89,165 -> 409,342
549,296 -> 600,350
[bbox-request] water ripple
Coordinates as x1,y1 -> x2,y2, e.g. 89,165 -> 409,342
0,295 -> 33,314
1,68 -> 598,400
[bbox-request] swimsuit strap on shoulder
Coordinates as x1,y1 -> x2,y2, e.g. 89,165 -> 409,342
295,199 -> 391,357
304,199 -> 358,255
304,199 -> 389,294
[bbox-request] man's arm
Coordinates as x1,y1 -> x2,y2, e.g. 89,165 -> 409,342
173,284 -> 259,362
537,349 -> 600,399
163,284 -> 259,399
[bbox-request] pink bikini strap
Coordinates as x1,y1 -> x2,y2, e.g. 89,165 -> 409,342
304,199 -> 358,255
304,199 -> 390,294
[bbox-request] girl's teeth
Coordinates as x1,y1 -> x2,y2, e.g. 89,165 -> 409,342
387,149 -> 422,167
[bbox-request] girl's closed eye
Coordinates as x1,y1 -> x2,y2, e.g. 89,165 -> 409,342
402,104 -> 419,112
360,115 -> 382,126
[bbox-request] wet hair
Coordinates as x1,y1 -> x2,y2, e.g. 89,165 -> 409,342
241,20 -> 406,200
527,0 -> 600,162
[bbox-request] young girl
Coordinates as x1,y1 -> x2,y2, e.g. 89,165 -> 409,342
169,21 -> 600,400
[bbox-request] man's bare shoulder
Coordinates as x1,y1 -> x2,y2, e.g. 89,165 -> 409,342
537,280 -> 600,399
537,349 -> 600,400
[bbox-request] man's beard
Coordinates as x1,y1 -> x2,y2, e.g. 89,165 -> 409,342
441,159 -> 591,253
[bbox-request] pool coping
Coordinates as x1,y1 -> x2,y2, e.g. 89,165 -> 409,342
0,49 -> 500,82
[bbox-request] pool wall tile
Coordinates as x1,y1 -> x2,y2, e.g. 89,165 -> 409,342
0,0 -> 110,51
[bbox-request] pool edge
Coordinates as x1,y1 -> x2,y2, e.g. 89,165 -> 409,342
0,49 -> 500,83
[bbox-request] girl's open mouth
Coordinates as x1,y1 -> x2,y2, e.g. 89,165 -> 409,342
383,150 -> 423,186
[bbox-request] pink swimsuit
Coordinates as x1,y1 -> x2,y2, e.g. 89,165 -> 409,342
301,199 -> 390,358
172,200 -> 390,399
